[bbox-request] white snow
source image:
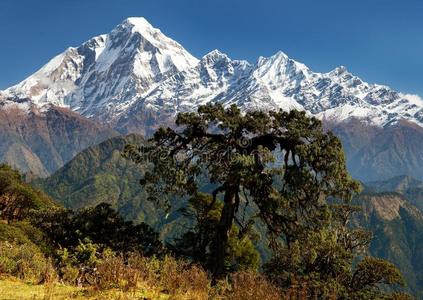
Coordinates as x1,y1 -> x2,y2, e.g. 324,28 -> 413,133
2,17 -> 423,130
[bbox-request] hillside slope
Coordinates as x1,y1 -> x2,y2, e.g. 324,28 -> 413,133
32,134 -> 183,238
0,106 -> 117,177
353,192 -> 423,298
331,119 -> 423,181
35,135 -> 423,298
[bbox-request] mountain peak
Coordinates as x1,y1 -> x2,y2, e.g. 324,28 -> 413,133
3,18 -> 423,131
257,51 -> 289,65
1,16 -> 198,121
330,65 -> 349,75
202,50 -> 230,64
205,49 -> 227,57
120,17 -> 157,35
273,50 -> 289,59
123,17 -> 152,28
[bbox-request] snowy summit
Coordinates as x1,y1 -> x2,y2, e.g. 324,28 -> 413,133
1,17 -> 423,132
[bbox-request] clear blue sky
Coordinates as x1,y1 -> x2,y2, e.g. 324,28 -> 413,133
1,0 -> 422,95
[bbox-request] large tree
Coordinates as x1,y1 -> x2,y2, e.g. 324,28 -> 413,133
124,103 -> 360,279
126,104 -> 407,298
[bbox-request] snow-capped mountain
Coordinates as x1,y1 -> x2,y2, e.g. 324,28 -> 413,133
1,17 -> 198,124
2,17 -> 423,132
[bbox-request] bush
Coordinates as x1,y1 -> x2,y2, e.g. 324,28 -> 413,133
125,253 -> 210,299
32,203 -> 163,256
96,254 -> 139,291
60,264 -> 79,285
0,164 -> 56,223
73,251 -> 210,298
0,241 -> 55,283
157,256 -> 209,298
224,271 -> 282,300
0,238 -> 284,300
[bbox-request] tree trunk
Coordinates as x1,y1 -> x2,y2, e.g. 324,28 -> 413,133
210,186 -> 237,281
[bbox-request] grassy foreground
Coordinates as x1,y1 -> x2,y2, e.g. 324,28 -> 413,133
0,276 -> 163,300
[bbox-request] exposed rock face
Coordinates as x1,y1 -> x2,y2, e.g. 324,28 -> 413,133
365,175 -> 423,214
359,193 -> 413,221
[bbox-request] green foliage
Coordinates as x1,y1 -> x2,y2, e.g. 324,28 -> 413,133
349,257 -> 405,299
0,240 -> 53,283
56,238 -> 106,285
169,193 -> 260,272
0,164 -> 56,223
264,225 -> 409,298
124,103 -> 409,297
0,221 -> 51,254
124,104 -> 360,278
33,135 -> 149,215
32,202 -> 163,256
226,226 -> 260,272
57,238 -> 101,269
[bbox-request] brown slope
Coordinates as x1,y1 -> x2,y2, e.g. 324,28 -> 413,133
329,119 -> 423,181
353,192 -> 423,298
0,105 -> 118,177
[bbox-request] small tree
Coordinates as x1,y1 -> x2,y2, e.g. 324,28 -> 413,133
0,164 -> 55,223
0,192 -> 34,223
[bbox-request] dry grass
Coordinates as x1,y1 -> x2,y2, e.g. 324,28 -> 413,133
0,276 -> 84,300
0,275 -> 160,300
0,253 -> 285,299
95,254 -> 210,299
223,271 -> 282,300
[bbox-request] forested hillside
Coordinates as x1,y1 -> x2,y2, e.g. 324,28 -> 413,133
30,105 -> 413,298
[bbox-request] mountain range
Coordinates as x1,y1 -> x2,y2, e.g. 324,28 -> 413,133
2,17 -> 423,181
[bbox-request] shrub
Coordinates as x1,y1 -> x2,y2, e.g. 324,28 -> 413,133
0,241 -> 55,283
225,271 -> 281,300
0,164 -> 56,223
32,203 -> 163,256
96,254 -> 139,291
158,256 -> 209,298
60,264 -> 79,285
126,253 -> 210,299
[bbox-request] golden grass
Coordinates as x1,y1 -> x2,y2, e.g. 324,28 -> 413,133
0,276 -> 162,300
0,277 -> 83,300
0,254 -> 285,299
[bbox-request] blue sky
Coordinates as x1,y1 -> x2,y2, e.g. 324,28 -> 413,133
1,0 -> 422,95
